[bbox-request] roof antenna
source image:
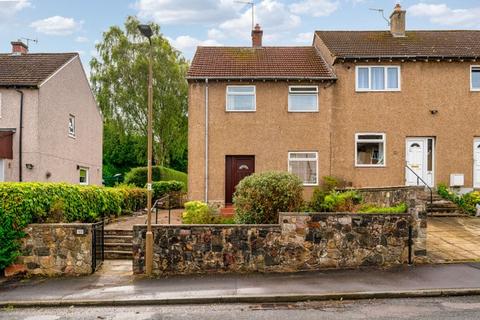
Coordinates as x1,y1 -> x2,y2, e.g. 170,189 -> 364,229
234,1 -> 255,30
369,8 -> 390,26
20,37 -> 38,47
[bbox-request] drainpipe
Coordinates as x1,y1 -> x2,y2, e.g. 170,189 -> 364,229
15,89 -> 24,182
204,79 -> 209,202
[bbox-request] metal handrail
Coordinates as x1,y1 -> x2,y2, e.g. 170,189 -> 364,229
149,194 -> 173,225
405,164 -> 433,214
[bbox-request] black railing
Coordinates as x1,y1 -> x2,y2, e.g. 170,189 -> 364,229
405,164 -> 433,214
91,221 -> 104,273
150,192 -> 187,224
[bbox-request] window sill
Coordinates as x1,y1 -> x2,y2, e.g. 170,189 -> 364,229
355,165 -> 386,168
303,183 -> 319,186
355,89 -> 401,93
288,110 -> 319,113
225,110 -> 256,113
68,134 -> 76,139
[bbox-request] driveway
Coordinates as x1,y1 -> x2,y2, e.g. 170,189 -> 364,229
428,217 -> 480,262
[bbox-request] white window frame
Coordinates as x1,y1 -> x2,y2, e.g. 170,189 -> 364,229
355,66 -> 401,92
288,86 -> 319,112
0,92 -> 2,118
355,133 -> 386,167
471,65 -> 480,91
79,167 -> 89,185
288,151 -> 319,186
225,85 -> 256,112
68,114 -> 76,138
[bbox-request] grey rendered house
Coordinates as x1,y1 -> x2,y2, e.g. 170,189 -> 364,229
0,41 -> 102,185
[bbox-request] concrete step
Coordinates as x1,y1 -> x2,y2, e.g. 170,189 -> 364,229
104,235 -> 132,244
104,242 -> 132,252
104,229 -> 133,236
104,250 -> 132,260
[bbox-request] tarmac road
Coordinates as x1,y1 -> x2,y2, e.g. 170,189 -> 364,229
2,296 -> 480,320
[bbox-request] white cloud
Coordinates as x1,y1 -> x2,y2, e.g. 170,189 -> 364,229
134,0 -> 242,25
290,0 -> 339,17
30,16 -> 83,35
207,28 -> 226,40
168,35 -> 221,51
75,36 -> 89,43
295,32 -> 312,43
409,2 -> 480,27
0,0 -> 31,18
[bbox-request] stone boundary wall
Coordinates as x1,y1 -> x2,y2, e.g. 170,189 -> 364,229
133,212 -> 418,275
17,223 -> 93,276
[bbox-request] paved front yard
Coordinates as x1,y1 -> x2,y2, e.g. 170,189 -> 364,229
428,217 -> 480,262
105,209 -> 184,230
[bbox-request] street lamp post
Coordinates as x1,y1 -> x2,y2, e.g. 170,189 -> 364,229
138,24 -> 154,276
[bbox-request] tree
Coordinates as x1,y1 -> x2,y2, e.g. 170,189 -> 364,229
90,16 -> 188,174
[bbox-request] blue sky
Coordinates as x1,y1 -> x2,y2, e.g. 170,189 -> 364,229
1,0 -> 480,74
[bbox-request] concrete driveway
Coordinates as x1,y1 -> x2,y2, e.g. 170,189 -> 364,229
428,217 -> 480,262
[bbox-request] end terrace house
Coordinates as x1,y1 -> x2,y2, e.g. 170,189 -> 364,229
0,40 -> 102,185
187,4 -> 480,206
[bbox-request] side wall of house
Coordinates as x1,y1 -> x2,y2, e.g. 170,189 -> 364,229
0,88 -> 39,182
188,81 -> 334,205
329,61 -> 480,188
37,57 -> 103,185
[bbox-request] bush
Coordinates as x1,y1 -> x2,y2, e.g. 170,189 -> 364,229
152,181 -> 185,199
124,166 -> 187,187
358,202 -> 407,214
310,176 -> 349,212
182,201 -> 233,224
438,183 -> 480,215
0,209 -> 25,270
233,171 -> 304,224
318,190 -> 362,212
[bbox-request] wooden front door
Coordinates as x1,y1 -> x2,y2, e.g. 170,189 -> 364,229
225,155 -> 255,205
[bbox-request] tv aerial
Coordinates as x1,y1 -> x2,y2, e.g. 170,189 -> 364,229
234,0 -> 255,29
369,8 -> 390,26
20,37 -> 38,47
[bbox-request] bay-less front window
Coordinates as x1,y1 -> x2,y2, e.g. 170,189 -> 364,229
288,152 -> 318,185
356,66 -> 400,91
355,134 -> 385,167
226,86 -> 256,111
288,86 -> 318,112
471,66 -> 480,91
79,167 -> 89,185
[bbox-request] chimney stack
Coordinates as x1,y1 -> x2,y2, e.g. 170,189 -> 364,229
251,24 -> 263,48
390,4 -> 406,37
11,40 -> 28,55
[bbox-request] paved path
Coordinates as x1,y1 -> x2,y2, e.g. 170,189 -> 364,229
105,209 -> 183,230
428,217 -> 480,262
2,263 -> 480,306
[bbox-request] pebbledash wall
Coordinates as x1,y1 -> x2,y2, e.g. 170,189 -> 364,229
133,187 -> 427,275
17,223 -> 94,276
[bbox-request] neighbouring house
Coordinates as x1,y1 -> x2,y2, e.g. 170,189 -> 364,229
0,41 -> 102,185
187,4 -> 480,206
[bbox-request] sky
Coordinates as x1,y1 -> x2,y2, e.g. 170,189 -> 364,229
1,0 -> 480,75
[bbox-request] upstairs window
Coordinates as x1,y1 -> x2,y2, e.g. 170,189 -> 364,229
355,133 -> 386,167
226,86 -> 256,111
288,152 -> 318,185
68,114 -> 76,137
471,66 -> 480,91
356,66 -> 400,91
288,86 -> 318,112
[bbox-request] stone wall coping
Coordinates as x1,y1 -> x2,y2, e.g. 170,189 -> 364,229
133,224 -> 281,228
280,212 -> 412,217
337,185 -> 425,192
27,223 -> 94,227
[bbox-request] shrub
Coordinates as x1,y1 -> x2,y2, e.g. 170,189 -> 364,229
358,202 -> 407,214
310,176 -> 350,212
124,166 -> 187,187
182,201 -> 232,224
319,190 -> 362,212
438,183 -> 480,215
233,171 -> 304,224
0,210 -> 25,270
152,181 -> 185,199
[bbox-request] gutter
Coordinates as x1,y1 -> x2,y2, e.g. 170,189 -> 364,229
187,76 -> 337,81
15,89 -> 24,182
205,78 -> 209,203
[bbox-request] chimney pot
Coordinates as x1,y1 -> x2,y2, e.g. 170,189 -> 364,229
390,4 -> 406,37
251,24 -> 263,48
11,40 -> 28,54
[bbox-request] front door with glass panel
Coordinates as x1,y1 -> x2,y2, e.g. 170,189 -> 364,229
474,139 -> 480,188
405,138 -> 434,187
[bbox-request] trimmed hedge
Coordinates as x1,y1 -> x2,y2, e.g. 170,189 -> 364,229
124,166 -> 187,188
152,181 -> 185,199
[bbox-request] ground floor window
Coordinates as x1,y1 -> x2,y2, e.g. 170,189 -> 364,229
288,152 -> 318,185
355,133 -> 385,166
79,167 -> 89,185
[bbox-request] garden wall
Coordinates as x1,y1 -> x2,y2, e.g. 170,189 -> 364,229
17,223 -> 94,276
133,212 -> 420,275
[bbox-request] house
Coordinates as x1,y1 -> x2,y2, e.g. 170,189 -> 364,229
0,41 -> 102,185
187,4 -> 480,206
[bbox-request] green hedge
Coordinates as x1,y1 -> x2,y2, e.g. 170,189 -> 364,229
438,183 -> 480,215
124,166 -> 188,187
152,181 -> 185,199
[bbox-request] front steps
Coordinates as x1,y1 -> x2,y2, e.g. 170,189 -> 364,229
104,229 -> 133,260
419,192 -> 464,217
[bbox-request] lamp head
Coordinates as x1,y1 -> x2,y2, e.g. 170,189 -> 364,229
138,24 -> 153,38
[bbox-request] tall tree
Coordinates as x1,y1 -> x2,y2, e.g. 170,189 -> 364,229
90,16 -> 188,170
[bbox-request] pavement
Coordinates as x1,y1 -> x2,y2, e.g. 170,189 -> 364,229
105,209 -> 183,230
428,217 -> 480,262
2,262 -> 480,307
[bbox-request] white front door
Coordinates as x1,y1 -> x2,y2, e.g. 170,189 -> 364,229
0,159 -> 4,182
406,138 -> 434,187
474,138 -> 480,188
